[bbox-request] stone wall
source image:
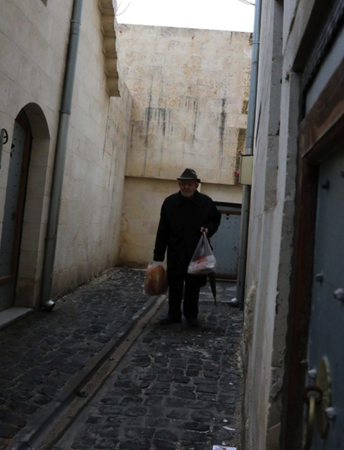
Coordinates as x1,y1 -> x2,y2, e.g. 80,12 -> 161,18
243,0 -> 315,448
50,2 -> 132,296
117,24 -> 251,184
0,0 -> 72,307
116,24 -> 251,266
0,0 -> 131,307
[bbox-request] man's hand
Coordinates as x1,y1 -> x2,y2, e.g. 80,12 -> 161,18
200,227 -> 208,234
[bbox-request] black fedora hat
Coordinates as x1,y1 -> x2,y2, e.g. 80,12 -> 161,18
177,168 -> 201,182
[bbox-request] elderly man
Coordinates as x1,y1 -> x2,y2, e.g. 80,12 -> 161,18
153,168 -> 221,327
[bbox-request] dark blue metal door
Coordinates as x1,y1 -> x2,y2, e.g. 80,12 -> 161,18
306,148 -> 344,448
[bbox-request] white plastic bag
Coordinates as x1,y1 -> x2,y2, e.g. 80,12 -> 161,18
187,233 -> 217,275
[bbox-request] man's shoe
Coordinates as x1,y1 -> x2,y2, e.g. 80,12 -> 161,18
159,316 -> 182,325
187,318 -> 199,328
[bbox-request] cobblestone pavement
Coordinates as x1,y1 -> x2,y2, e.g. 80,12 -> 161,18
0,268 -> 158,450
53,298 -> 243,450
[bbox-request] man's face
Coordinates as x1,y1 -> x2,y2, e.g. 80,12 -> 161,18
179,180 -> 199,197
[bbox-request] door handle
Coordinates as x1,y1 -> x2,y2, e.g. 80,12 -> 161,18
303,386 -> 322,450
302,357 -> 333,449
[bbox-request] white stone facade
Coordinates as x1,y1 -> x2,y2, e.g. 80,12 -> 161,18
0,0 -> 131,307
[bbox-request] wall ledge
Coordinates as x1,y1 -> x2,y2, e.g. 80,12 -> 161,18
98,0 -> 120,97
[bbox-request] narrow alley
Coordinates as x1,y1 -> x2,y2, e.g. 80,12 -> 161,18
2,1 -> 344,448
0,269 -> 242,450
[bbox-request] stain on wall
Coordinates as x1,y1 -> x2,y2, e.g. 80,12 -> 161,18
236,127 -> 247,178
117,24 -> 252,185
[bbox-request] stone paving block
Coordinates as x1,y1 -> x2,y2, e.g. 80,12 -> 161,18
118,438 -> 152,450
0,269 -> 157,448
124,426 -> 155,439
10,401 -> 38,415
143,396 -> 163,406
53,287 -> 243,450
152,439 -> 176,450
198,393 -> 217,402
181,429 -> 209,443
195,384 -> 219,394
173,375 -> 190,384
99,426 -> 120,438
98,406 -> 122,415
119,396 -> 144,406
0,425 -> 17,439
0,414 -> 26,429
123,406 -> 148,417
182,421 -> 210,432
172,388 -> 196,400
145,417 -> 171,428
165,397 -> 186,408
2,270 -> 243,449
72,435 -> 97,448
94,438 -> 120,448
104,416 -> 123,426
154,429 -> 179,441
166,409 -> 189,420
185,400 -> 214,410
191,409 -> 215,422
37,385 -> 59,397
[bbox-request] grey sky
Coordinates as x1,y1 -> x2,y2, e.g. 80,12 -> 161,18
116,0 -> 255,32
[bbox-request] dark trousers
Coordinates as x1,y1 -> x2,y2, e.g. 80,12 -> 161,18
168,274 -> 201,321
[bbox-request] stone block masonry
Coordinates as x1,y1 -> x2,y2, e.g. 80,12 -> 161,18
52,290 -> 243,450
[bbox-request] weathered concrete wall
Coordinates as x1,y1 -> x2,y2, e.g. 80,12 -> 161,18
243,0 -> 315,449
116,24 -> 251,265
119,177 -> 177,267
117,24 -> 251,184
0,0 -> 131,307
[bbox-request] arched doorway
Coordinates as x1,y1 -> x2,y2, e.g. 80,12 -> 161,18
0,104 -> 50,312
0,111 -> 32,311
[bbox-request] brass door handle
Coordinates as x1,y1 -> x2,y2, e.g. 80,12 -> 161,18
303,386 -> 322,450
303,357 -> 333,449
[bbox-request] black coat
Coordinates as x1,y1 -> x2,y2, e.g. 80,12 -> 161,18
153,190 -> 221,286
